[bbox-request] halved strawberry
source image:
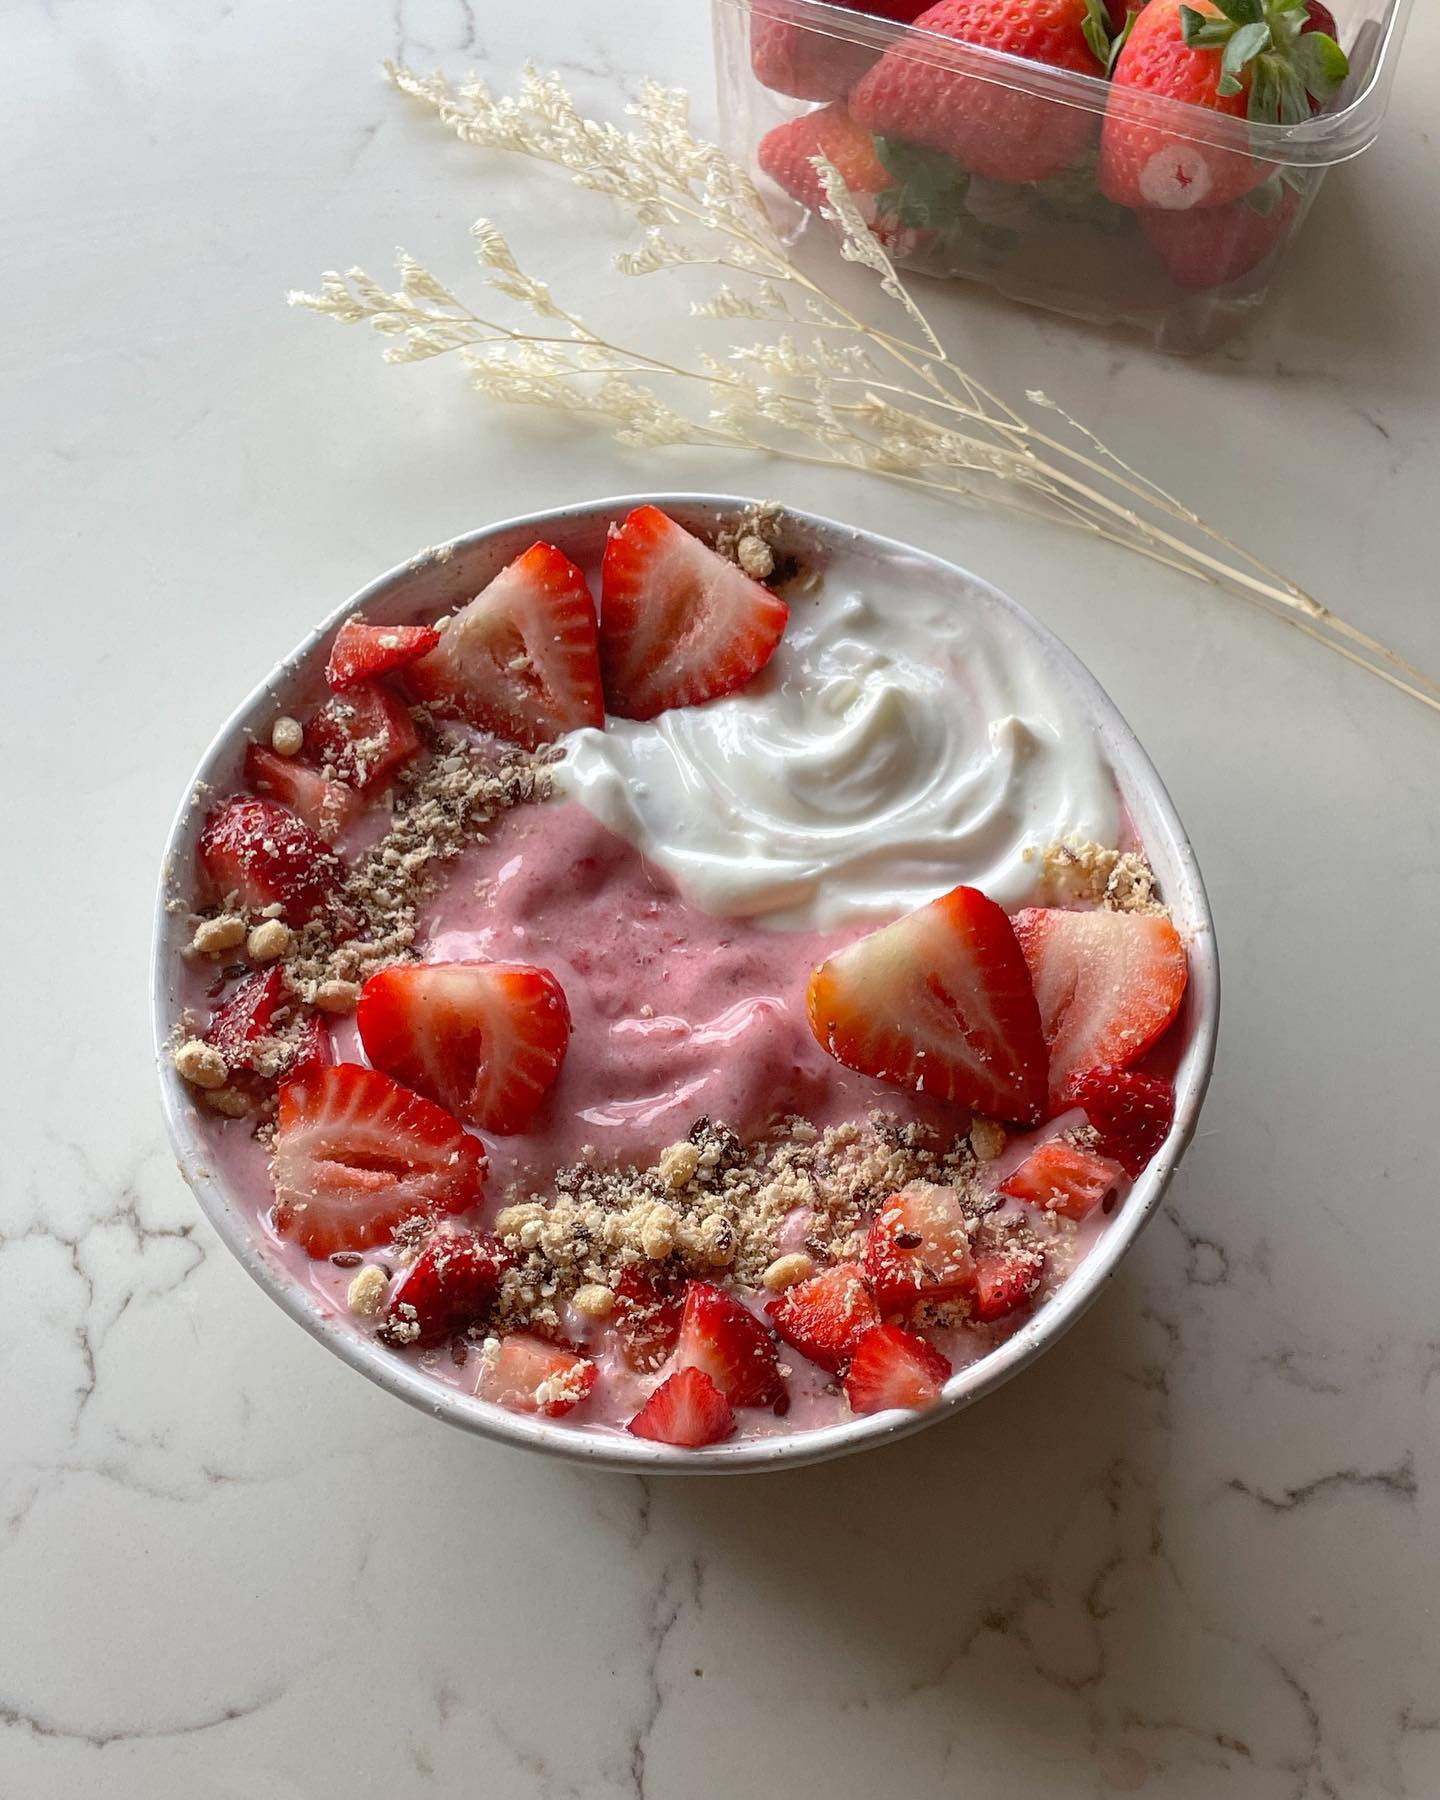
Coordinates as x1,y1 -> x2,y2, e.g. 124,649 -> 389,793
627,1365 -> 735,1447
1011,908 -> 1187,1103
474,1333 -> 597,1417
377,1230 -> 513,1348
843,1324 -> 951,1415
243,742 -> 359,841
326,617 -> 441,691
807,884 -> 1048,1124
271,1063 -> 485,1258
1065,1066 -> 1176,1176
599,506 -> 789,721
612,1266 -> 685,1372
356,961 -> 571,1135
971,1244 -> 1046,1322
206,965 -> 288,1070
862,1185 -> 976,1315
405,542 -> 603,750
198,795 -> 343,925
673,1280 -> 785,1409
306,680 -> 421,794
999,1138 -> 1124,1221
766,1262 -> 880,1374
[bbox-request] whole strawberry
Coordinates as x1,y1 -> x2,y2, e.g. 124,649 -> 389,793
752,0 -> 934,103
849,0 -> 1115,187
1099,0 -> 1347,210
1140,182 -> 1300,287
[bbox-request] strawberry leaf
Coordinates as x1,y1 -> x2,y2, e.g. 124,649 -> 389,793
1107,8 -> 1138,73
1210,0 -> 1264,22
1218,20 -> 1271,93
1180,6 -> 1235,46
1080,0 -> 1113,69
1294,29 -> 1349,100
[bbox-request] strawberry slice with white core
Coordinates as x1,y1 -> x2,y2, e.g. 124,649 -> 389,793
843,1324 -> 952,1415
377,1230 -> 513,1348
243,742 -> 359,842
1012,907 -> 1187,1104
356,961 -> 571,1135
862,1184 -> 976,1316
999,1138 -> 1124,1222
808,884 -> 1048,1124
198,796 -> 343,925
673,1280 -> 785,1409
405,541 -> 603,750
1064,1065 -> 1176,1177
971,1245 -> 1045,1322
599,505 -> 789,720
305,680 -> 421,794
474,1333 -> 598,1418
271,1062 -> 485,1258
627,1365 -> 736,1447
326,618 -> 441,691
767,1262 -> 880,1374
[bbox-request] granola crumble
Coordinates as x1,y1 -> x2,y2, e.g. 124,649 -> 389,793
1027,837 -> 1166,915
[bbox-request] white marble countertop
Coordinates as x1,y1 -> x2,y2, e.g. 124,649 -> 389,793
5,1 -> 1438,1794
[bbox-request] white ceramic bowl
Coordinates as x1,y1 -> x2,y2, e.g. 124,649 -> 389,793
152,494 -> 1219,1473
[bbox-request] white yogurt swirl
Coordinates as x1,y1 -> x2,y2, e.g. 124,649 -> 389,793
557,549 -> 1119,930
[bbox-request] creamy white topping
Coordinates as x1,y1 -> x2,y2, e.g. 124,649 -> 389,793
558,550 -> 1119,930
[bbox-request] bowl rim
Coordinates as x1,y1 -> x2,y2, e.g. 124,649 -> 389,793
151,491 -> 1219,1474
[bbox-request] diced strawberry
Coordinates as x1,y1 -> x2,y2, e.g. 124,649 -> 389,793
326,617 -> 441,690
356,960 -> 571,1135
971,1245 -> 1046,1322
599,506 -> 789,721
405,541 -> 603,750
999,1138 -> 1124,1221
807,884 -> 1048,1124
377,1230 -> 513,1348
612,1266 -> 685,1372
288,1014 -> 333,1080
475,1332 -> 597,1417
243,742 -> 359,841
197,795 -> 343,925
862,1185 -> 976,1315
1012,907 -> 1187,1104
306,680 -> 421,793
673,1280 -> 785,1409
271,1062 -> 485,1258
843,1324 -> 951,1415
206,965 -> 288,1070
767,1262 -> 880,1374
627,1365 -> 735,1447
1064,1066 -> 1176,1176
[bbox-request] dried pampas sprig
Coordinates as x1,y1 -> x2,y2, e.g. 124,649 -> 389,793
290,65 -> 1438,715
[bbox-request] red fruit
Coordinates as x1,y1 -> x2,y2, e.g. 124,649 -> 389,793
806,884 -> 1049,1124
1011,906 -> 1187,1103
206,965 -> 288,1070
751,0 -> 932,101
999,1137 -> 1124,1220
378,1230 -> 513,1348
1064,1065 -> 1175,1175
288,1014 -> 333,1079
474,1333 -> 598,1417
356,961 -> 571,1135
599,506 -> 789,722
843,1323 -> 952,1414
243,742 -> 359,842
758,104 -> 896,217
627,1365 -> 736,1447
766,1262 -> 880,1374
306,680 -> 421,794
862,1185 -> 976,1314
198,795 -> 343,925
850,0 -> 1105,186
971,1243 -> 1046,1321
271,1063 -> 485,1258
611,1267 -> 685,1372
326,617 -> 440,690
405,542 -> 603,751
1140,185 -> 1299,289
673,1281 -> 786,1409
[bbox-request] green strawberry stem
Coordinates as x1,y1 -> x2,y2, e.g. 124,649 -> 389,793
1179,0 -> 1349,121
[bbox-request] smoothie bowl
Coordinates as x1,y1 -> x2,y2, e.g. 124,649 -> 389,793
152,494 -> 1218,1472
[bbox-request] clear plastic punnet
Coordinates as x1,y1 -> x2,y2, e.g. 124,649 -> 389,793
713,0 -> 1414,350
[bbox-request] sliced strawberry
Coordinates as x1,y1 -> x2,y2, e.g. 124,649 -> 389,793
306,680 -> 421,794
405,541 -> 603,750
862,1185 -> 976,1316
767,1262 -> 880,1374
612,1266 -> 685,1372
1012,908 -> 1188,1103
377,1230 -> 513,1348
288,1014 -> 333,1079
1065,1066 -> 1176,1177
474,1332 -> 597,1417
971,1244 -> 1046,1322
356,960 -> 571,1135
326,617 -> 440,691
673,1280 -> 785,1409
243,742 -> 359,841
271,1063 -> 485,1258
599,506 -> 789,721
206,965 -> 288,1070
843,1324 -> 951,1415
627,1365 -> 735,1447
197,795 -> 343,925
999,1138 -> 1124,1222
